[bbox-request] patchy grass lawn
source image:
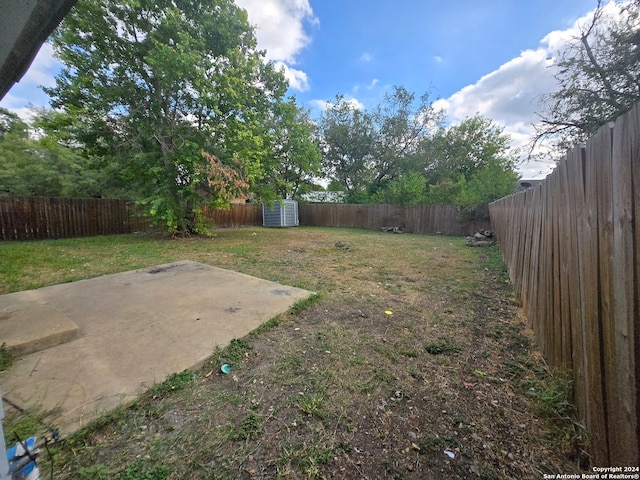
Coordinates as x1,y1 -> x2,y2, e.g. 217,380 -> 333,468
0,227 -> 587,479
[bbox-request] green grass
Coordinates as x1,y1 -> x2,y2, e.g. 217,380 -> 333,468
215,338 -> 252,367
425,338 -> 461,355
75,464 -> 113,480
0,227 -> 585,479
228,411 -> 261,441
0,342 -> 14,371
297,392 -> 328,421
523,369 -> 589,454
2,408 -> 49,446
150,370 -> 198,396
118,459 -> 169,480
0,235 -> 173,294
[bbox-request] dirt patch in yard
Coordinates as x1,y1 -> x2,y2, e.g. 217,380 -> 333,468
3,228 -> 587,479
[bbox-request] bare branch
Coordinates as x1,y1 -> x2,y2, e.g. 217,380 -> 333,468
580,30 -> 624,111
532,0 -> 640,155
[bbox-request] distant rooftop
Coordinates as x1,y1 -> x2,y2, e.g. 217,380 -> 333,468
300,191 -> 346,203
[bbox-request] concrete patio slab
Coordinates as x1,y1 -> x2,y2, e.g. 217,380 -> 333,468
0,295 -> 80,357
0,261 -> 313,434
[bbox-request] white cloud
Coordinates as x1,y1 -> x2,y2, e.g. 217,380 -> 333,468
433,4 -> 620,179
343,97 -> 365,110
2,43 -> 60,96
436,48 -> 559,178
434,55 -> 443,63
0,43 -> 61,119
1,105 -> 39,124
275,61 -> 310,91
352,78 -> 380,96
0,92 -> 23,109
359,52 -> 374,63
518,157 -> 558,179
21,43 -> 60,88
308,96 -> 365,113
441,48 -> 557,127
235,0 -> 316,91
308,99 -> 329,111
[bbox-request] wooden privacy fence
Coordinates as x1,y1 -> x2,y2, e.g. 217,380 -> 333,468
202,203 -> 262,227
1,200 -> 487,241
298,203 -> 490,236
489,104 -> 640,466
0,199 -> 263,240
0,197 -> 149,241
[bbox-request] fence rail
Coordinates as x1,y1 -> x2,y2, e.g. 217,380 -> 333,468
202,203 -> 262,228
299,203 -> 489,235
0,197 -> 148,241
0,199 -> 487,241
489,104 -> 640,466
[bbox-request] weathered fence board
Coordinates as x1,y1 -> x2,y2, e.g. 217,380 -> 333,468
609,106 -> 639,465
595,125 -> 616,468
565,146 -> 588,438
298,204 -> 489,236
582,132 -> 609,464
489,103 -> 640,465
1,199 -> 486,241
633,105 -> 640,469
203,203 -> 262,228
0,197 -> 148,241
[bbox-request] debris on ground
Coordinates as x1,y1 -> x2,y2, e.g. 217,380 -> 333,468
381,226 -> 405,233
334,241 -> 351,250
466,230 -> 496,247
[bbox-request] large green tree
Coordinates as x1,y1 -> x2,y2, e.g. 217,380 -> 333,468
421,115 -> 518,211
422,115 -> 513,184
318,91 -> 516,208
369,86 -> 443,188
371,115 -> 517,209
319,87 -> 442,203
370,171 -> 428,205
534,0 -> 640,154
46,0 -> 288,233
319,96 -> 375,199
0,108 -> 101,197
259,97 -> 322,200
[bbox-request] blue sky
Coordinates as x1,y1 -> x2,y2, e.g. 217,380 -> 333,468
290,1 -> 593,105
1,0 -> 607,178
